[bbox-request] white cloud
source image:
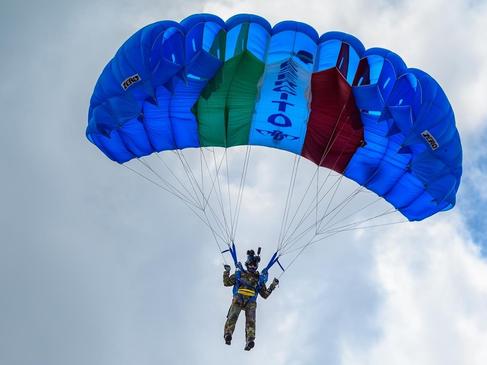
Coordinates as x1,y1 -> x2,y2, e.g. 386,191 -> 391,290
358,215 -> 487,365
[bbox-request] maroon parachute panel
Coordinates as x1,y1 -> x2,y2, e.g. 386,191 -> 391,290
302,68 -> 364,173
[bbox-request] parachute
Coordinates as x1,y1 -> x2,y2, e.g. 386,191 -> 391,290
86,14 -> 462,274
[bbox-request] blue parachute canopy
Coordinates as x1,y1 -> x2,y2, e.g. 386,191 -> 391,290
86,13 -> 462,222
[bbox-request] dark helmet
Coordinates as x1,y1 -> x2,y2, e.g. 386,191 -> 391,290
245,248 -> 261,272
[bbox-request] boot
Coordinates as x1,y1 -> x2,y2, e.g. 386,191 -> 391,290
224,333 -> 232,345
244,337 -> 255,351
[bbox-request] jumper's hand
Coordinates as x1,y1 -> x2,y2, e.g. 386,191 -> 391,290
224,264 -> 231,272
270,278 -> 279,290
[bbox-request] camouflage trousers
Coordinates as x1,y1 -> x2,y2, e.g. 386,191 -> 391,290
224,296 -> 257,341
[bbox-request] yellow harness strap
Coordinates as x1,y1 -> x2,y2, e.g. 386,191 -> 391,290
237,288 -> 256,297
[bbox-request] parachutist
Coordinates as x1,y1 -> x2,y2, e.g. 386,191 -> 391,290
223,249 -> 279,350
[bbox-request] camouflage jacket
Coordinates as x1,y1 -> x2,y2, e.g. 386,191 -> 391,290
223,270 -> 274,299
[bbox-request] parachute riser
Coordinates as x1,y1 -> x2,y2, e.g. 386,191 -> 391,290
222,242 -> 245,272
222,243 -> 285,281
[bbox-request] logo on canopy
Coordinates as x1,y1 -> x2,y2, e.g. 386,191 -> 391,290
421,130 -> 439,150
256,129 -> 299,142
266,60 -> 298,129
121,74 -> 141,91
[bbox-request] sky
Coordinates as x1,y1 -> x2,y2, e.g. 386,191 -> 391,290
1,0 -> 487,364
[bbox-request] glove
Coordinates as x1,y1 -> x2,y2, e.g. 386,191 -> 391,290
224,264 -> 231,272
269,278 -> 279,290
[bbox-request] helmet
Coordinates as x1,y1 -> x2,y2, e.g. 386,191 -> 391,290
245,249 -> 261,272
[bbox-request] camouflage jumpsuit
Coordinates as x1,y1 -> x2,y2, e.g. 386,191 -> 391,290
223,270 -> 275,342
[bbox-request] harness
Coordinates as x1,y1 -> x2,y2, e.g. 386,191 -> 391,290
222,242 -> 284,303
232,270 -> 263,302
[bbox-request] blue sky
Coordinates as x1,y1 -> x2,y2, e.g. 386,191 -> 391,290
1,1 -> 487,364
460,130 -> 487,253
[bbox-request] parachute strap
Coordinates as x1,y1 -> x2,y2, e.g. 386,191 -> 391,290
264,251 -> 285,272
222,242 -> 244,271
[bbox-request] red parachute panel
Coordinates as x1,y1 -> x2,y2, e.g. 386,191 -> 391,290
302,68 -> 364,173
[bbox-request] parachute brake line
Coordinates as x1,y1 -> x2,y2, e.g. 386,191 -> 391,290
264,251 -> 285,273
221,242 -> 244,271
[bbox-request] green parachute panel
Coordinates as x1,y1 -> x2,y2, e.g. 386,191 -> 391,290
196,23 -> 265,147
